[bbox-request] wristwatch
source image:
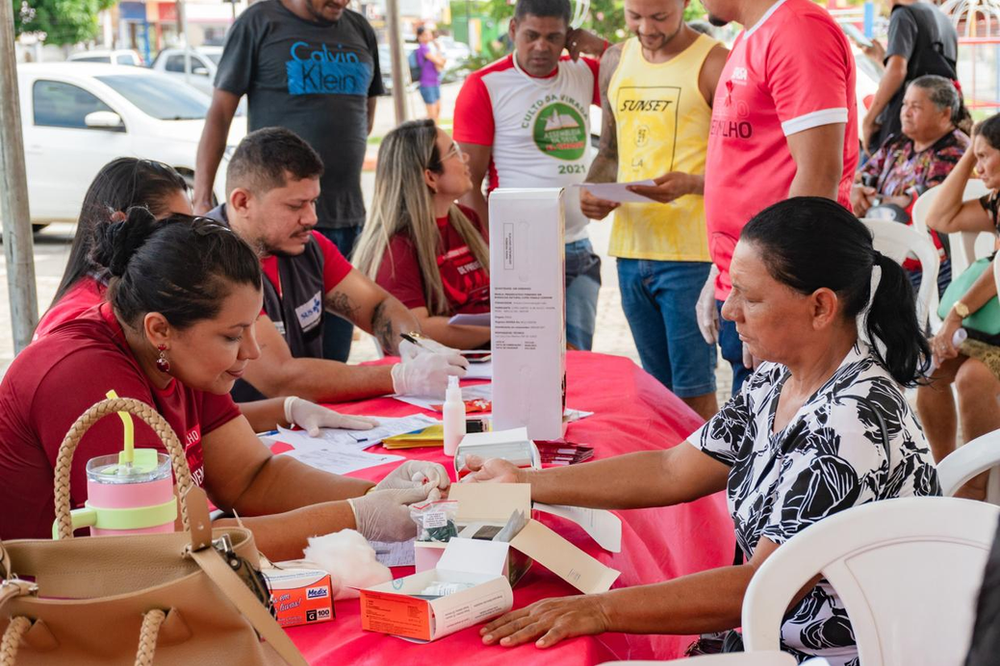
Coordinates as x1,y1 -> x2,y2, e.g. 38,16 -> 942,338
953,301 -> 970,318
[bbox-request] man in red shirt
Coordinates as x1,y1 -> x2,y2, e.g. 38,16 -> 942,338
696,0 -> 859,392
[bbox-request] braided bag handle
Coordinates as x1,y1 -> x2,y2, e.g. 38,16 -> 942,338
53,397 -> 194,540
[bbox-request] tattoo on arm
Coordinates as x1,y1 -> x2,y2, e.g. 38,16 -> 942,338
326,290 -> 361,323
371,300 -> 397,355
587,43 -> 622,184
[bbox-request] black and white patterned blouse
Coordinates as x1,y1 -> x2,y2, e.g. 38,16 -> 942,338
693,342 -> 940,665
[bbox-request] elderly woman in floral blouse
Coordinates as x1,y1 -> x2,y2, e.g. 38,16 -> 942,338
852,74 -> 972,296
464,198 -> 939,665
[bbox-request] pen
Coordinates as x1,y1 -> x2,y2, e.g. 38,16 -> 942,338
401,332 -> 434,352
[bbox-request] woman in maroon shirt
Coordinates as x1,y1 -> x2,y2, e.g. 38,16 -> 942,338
355,119 -> 491,349
0,211 -> 446,558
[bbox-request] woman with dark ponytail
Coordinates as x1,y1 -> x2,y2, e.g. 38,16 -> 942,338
462,200 -> 938,664
0,211 -> 448,559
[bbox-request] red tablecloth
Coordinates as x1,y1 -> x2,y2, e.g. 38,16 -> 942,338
285,351 -> 735,665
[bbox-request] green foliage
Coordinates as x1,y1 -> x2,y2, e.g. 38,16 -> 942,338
13,0 -> 115,46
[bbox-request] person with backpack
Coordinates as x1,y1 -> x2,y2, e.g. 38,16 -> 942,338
862,0 -> 959,153
414,26 -> 446,120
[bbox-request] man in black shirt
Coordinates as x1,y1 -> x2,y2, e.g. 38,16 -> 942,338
194,0 -> 384,363
862,0 -> 958,153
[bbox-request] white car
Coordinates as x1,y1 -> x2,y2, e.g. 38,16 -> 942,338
67,49 -> 144,66
149,46 -> 223,96
16,63 -> 245,226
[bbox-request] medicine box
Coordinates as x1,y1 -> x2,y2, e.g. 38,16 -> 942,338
262,567 -> 335,628
488,188 -> 567,440
360,539 -> 514,642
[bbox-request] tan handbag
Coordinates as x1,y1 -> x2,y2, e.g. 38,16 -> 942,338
0,397 -> 308,666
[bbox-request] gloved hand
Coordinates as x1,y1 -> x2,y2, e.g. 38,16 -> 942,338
375,460 -> 451,493
742,345 -> 760,372
391,346 -> 467,398
285,397 -> 380,436
696,265 -> 720,345
348,486 -> 433,542
399,338 -> 467,366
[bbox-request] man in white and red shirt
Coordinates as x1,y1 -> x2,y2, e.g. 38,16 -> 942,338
700,0 -> 859,391
454,0 -> 607,350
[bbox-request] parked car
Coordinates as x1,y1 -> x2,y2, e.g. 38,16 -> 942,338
149,46 -> 224,96
67,49 -> 143,66
15,63 -> 245,228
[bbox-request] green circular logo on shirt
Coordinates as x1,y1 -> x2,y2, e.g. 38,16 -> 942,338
533,102 -> 586,161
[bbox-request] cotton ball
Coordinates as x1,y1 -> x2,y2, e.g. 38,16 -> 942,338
303,529 -> 392,600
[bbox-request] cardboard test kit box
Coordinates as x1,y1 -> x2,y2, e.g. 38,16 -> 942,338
262,567 -> 335,628
488,188 -> 567,441
372,484 -> 621,642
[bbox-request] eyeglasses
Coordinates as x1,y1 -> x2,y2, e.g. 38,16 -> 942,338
441,142 -> 465,162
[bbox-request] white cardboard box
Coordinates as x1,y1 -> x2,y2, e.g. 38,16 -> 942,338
453,427 -> 540,476
414,484 -> 620,596
489,188 -> 567,440
360,538 -> 514,642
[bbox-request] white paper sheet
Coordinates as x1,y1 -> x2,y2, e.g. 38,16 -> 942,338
576,180 -> 656,203
275,414 -> 440,450
463,361 -> 492,380
279,445 -> 403,475
371,539 -> 417,567
393,384 -> 494,411
448,312 -> 490,327
534,503 -> 622,553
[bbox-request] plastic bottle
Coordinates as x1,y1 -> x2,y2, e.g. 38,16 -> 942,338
928,327 -> 969,375
443,375 -> 466,456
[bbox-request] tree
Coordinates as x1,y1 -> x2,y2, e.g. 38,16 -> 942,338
13,0 -> 115,46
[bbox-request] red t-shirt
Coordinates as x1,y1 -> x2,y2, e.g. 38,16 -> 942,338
259,230 -> 353,299
0,303 -> 241,540
33,275 -> 105,341
703,0 -> 859,299
374,205 -> 490,315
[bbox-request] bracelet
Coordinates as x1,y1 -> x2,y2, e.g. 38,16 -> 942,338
283,396 -> 300,426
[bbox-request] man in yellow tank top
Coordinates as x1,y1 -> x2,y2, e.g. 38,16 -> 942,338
580,0 -> 728,420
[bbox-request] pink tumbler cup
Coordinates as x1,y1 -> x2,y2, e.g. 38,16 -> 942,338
61,450 -> 177,537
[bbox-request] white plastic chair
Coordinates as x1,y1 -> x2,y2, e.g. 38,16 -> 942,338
861,218 -> 941,330
937,429 -> 1000,504
741,497 -> 999,666
912,180 -> 992,276
599,653 -> 796,666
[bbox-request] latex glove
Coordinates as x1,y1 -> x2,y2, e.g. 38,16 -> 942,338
391,348 -> 467,398
286,397 -> 379,436
461,455 -> 527,484
348,485 -> 433,542
398,338 -> 468,366
375,460 -> 451,494
696,266 -> 720,345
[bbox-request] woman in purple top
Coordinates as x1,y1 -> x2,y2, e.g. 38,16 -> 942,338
416,26 -> 446,120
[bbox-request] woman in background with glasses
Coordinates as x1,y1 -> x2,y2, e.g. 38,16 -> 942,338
355,119 -> 491,349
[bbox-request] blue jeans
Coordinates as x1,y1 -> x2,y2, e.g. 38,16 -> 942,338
316,225 -> 362,362
717,299 -> 753,395
617,259 -> 716,398
565,239 -> 601,350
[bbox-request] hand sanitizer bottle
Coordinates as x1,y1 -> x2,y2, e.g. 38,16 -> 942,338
443,375 -> 466,456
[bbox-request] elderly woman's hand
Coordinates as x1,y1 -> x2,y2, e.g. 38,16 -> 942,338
851,184 -> 878,216
931,315 -> 964,366
460,455 -> 526,484
481,595 -> 612,648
